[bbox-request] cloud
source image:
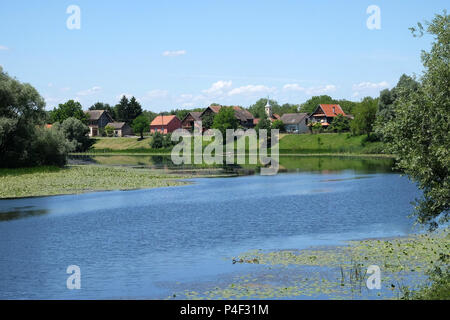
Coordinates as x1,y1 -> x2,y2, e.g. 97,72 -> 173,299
228,84 -> 275,96
283,83 -> 336,95
77,86 -> 101,96
162,50 -> 186,57
0,45 -> 9,51
202,80 -> 233,95
352,81 -> 389,91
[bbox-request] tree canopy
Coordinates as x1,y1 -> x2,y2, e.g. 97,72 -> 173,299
50,100 -> 88,124
379,11 -> 449,229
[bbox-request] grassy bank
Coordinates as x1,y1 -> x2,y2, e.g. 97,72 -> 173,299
0,165 -> 192,199
87,133 -> 386,156
170,229 -> 449,300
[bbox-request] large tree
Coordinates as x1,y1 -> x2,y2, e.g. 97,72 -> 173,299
380,12 -> 449,229
212,107 -> 238,137
299,95 -> 336,114
114,95 -> 143,123
248,98 -> 281,118
132,115 -> 149,139
0,67 -> 71,167
350,97 -> 378,137
50,100 -> 88,124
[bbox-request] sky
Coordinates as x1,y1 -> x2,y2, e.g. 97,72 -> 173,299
0,0 -> 447,112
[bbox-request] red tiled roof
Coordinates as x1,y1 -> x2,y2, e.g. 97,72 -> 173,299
316,104 -> 346,117
150,115 -> 178,126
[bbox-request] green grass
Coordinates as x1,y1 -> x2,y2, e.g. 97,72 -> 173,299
90,137 -> 153,150
279,133 -> 384,154
0,165 -> 191,199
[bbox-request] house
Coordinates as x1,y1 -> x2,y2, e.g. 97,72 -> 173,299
308,104 -> 346,128
253,99 -> 280,125
150,115 -> 182,134
106,122 -> 133,137
181,111 -> 202,132
85,110 -> 114,136
200,105 -> 254,129
280,113 -> 309,133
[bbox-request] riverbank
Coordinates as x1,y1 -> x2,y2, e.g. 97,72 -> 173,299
170,229 -> 449,300
0,165 -> 202,199
87,133 -> 387,156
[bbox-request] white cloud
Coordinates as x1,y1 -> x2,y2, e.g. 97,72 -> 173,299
60,87 -> 71,92
162,50 -> 186,57
352,81 -> 389,91
77,86 -> 101,96
228,84 -> 275,96
283,83 -> 336,95
283,83 -> 305,91
202,80 -> 233,95
0,45 -> 9,51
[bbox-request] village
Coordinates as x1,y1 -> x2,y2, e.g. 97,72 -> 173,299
85,99 -> 353,138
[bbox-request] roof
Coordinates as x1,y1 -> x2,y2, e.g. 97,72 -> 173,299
281,113 -> 308,124
86,110 -> 112,121
201,105 -> 254,121
150,115 -> 179,126
182,111 -> 202,122
312,104 -> 346,117
107,122 -> 127,129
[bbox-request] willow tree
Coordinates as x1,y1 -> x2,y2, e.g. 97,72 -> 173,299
380,12 -> 449,229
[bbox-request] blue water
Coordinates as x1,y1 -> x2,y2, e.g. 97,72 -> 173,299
0,170 -> 421,299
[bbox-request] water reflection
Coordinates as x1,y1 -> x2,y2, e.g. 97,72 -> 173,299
0,206 -> 49,221
69,154 -> 395,174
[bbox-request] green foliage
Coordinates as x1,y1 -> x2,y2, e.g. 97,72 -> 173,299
312,122 -> 322,133
212,107 -> 238,137
30,127 -> 72,167
114,95 -> 143,123
150,131 -> 164,149
379,11 -> 450,229
327,114 -> 350,133
248,98 -> 280,118
0,67 -> 72,167
350,97 -> 378,136
202,112 -> 215,130
104,125 -> 115,137
271,119 -> 285,132
53,117 -> 91,152
132,115 -> 149,139
50,100 -> 88,124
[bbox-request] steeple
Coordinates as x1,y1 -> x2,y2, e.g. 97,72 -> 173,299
265,97 -> 272,118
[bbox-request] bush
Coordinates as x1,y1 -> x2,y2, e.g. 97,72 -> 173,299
53,117 -> 91,152
150,131 -> 164,149
30,127 -> 72,166
105,125 -> 115,137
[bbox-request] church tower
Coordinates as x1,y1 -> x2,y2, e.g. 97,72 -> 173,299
265,97 -> 272,118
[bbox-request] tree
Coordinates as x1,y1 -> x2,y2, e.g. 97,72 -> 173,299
248,98 -> 281,118
271,119 -> 285,132
127,96 -> 143,122
350,97 -> 378,136
114,95 -> 129,122
380,12 -> 449,229
104,125 -> 115,137
212,107 -> 238,137
202,112 -> 215,130
328,114 -> 350,133
150,131 -> 164,149
132,115 -> 149,139
50,100 -> 88,124
53,117 -> 91,152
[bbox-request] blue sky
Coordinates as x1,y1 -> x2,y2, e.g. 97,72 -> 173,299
0,1 -> 447,112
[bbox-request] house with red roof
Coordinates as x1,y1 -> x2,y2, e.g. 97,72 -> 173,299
308,104 -> 346,128
150,115 -> 182,134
